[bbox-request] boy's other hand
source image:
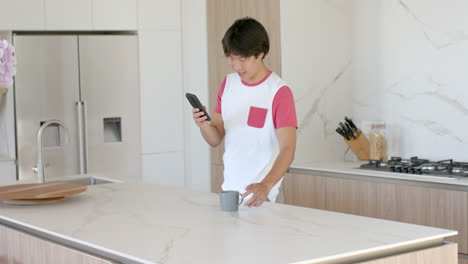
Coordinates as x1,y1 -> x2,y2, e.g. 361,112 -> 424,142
192,106 -> 209,127
242,183 -> 270,207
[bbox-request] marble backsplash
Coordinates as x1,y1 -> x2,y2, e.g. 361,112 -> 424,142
281,0 -> 468,164
281,0 -> 353,164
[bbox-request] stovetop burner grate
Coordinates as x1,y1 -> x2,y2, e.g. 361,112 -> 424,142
359,156 -> 468,178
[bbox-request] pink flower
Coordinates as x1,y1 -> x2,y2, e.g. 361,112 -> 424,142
0,39 -> 16,90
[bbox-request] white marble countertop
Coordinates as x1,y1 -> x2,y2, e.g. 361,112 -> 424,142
0,182 -> 457,264
290,161 -> 468,187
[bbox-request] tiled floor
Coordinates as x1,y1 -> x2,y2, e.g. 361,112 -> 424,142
459,254 -> 468,264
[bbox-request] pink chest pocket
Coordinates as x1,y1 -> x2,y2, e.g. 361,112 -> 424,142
247,106 -> 268,128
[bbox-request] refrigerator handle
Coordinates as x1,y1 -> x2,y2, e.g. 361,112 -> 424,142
83,101 -> 89,174
76,101 -> 86,175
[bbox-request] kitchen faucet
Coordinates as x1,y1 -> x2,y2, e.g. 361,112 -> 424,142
33,120 -> 70,183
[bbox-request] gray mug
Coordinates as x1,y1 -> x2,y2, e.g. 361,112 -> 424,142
219,190 -> 244,212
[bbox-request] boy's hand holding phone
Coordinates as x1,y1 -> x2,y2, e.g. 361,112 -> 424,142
192,106 -> 209,127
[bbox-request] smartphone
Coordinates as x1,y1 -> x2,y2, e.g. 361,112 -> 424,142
185,93 -> 211,121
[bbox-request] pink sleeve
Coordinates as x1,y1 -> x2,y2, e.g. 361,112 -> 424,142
214,76 -> 227,114
272,86 -> 298,129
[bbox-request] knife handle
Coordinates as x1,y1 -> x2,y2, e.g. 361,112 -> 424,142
336,127 -> 350,140
345,116 -> 359,132
339,122 -> 353,139
345,123 -> 356,138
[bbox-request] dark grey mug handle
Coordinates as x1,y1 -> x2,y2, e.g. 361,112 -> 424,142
238,193 -> 244,205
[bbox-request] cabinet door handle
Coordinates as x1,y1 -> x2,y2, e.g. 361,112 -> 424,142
83,101 -> 89,174
76,101 -> 86,175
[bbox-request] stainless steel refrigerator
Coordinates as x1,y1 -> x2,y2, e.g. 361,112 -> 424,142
14,33 -> 141,181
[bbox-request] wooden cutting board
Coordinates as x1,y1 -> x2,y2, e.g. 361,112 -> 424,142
0,182 -> 87,200
3,197 -> 65,205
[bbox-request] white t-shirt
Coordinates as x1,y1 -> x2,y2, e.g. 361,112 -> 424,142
215,71 -> 297,202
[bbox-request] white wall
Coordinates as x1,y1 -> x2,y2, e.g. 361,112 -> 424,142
281,0 -> 468,163
280,0 -> 353,164
351,0 -> 468,160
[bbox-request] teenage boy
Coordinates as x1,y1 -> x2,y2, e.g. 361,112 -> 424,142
192,17 -> 297,207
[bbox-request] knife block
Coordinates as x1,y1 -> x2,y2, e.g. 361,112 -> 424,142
344,131 -> 370,160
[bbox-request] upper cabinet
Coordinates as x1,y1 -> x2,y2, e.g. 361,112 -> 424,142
45,0 -> 93,30
93,0 -> 137,30
0,0 -> 45,30
138,0 -> 180,30
0,0 -> 137,31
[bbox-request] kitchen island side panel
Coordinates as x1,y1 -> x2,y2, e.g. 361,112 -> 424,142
284,172 -> 468,254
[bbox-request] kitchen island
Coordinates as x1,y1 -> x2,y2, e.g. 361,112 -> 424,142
0,182 -> 458,264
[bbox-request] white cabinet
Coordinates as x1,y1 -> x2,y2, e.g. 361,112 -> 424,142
0,0 -> 45,30
44,0 -> 93,30
137,0 -> 188,188
138,0 -> 181,30
0,0 -> 137,31
181,0 -> 210,192
142,152 -> 185,187
139,30 -> 184,154
93,0 -> 137,30
46,0 -> 137,30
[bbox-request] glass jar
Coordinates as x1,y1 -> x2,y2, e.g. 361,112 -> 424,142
369,122 -> 388,161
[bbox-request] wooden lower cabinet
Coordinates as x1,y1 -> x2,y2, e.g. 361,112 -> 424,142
211,164 -> 224,193
0,225 -> 7,264
460,254 -> 468,264
4,224 -> 46,264
283,173 -> 468,254
45,241 -> 114,264
1,225 -> 115,264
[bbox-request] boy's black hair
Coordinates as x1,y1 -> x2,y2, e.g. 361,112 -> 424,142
222,17 -> 269,59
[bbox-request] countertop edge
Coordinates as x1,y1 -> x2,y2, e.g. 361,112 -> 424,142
289,164 -> 468,190
0,215 -> 154,264
294,233 -> 457,264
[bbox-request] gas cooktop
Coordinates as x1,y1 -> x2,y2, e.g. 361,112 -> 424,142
359,157 -> 468,179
